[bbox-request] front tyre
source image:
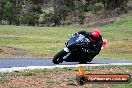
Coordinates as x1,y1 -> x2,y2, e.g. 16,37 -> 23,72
52,50 -> 67,64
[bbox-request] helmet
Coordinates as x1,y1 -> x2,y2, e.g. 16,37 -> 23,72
90,29 -> 101,40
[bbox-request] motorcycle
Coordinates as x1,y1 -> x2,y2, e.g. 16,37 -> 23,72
52,33 -> 95,64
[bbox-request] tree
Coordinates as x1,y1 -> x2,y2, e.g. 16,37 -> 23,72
99,0 -> 129,12
0,0 -> 130,26
0,5 -> 3,24
19,0 -> 42,26
3,0 -> 16,25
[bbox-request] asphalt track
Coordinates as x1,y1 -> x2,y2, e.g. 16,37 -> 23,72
0,58 -> 132,72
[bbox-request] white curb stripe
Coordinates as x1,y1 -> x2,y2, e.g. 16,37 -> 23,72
0,63 -> 132,73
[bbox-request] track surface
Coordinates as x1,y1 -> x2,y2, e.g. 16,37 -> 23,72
0,58 -> 132,68
0,58 -> 132,72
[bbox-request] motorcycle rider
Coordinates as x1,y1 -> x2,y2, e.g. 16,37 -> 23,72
77,29 -> 103,61
52,28 -> 105,64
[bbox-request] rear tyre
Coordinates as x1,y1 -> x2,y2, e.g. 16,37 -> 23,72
52,50 -> 67,64
87,58 -> 92,62
79,58 -> 93,64
79,57 -> 93,64
79,61 -> 87,64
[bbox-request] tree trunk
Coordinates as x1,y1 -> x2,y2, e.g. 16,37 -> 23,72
9,20 -> 12,25
0,20 -> 2,25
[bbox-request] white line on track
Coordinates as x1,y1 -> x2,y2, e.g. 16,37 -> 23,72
0,63 -> 132,73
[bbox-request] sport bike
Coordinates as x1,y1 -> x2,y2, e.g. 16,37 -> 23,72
52,33 -> 94,64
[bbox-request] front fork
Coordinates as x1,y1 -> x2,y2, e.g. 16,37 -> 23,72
63,47 -> 71,60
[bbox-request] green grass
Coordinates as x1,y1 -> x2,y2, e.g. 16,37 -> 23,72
89,17 -> 132,30
0,65 -> 131,87
0,26 -> 79,57
0,17 -> 132,59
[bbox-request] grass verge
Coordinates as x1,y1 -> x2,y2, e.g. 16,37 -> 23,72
0,65 -> 131,88
0,17 -> 131,59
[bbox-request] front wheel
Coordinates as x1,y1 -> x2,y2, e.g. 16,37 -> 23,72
52,50 -> 67,64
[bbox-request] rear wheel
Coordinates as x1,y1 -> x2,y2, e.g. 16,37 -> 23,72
79,58 -> 93,64
87,58 -> 92,62
52,50 -> 67,64
79,61 -> 87,64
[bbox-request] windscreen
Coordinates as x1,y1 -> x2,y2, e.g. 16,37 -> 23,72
66,34 -> 90,47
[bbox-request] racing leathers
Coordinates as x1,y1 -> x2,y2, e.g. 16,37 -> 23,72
77,31 -> 103,59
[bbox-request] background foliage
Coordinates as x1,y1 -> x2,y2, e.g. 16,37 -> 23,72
0,0 -> 131,26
